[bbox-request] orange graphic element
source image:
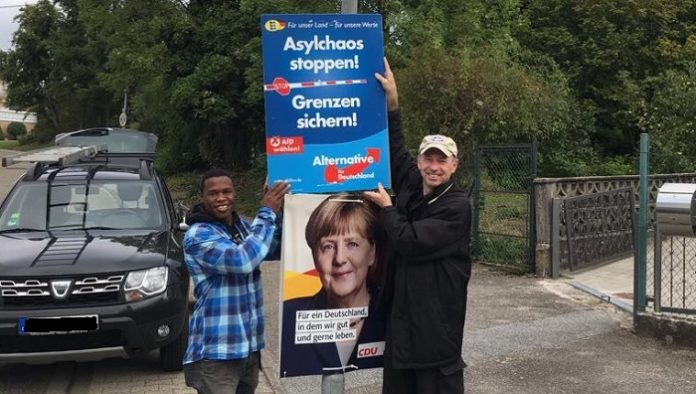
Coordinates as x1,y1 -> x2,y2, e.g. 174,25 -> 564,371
264,20 -> 286,32
283,270 -> 322,301
324,148 -> 380,183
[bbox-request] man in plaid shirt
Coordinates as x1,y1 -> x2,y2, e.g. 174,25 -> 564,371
183,169 -> 290,393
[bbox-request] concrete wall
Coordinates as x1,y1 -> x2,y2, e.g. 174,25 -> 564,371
635,312 -> 696,348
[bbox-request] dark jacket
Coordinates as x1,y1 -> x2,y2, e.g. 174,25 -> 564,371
379,110 -> 472,370
280,281 -> 386,377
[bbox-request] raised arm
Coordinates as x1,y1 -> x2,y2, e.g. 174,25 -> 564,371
375,58 -> 419,193
184,208 -> 276,275
184,182 -> 289,274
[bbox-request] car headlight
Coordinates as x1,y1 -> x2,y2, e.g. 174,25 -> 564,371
124,267 -> 168,302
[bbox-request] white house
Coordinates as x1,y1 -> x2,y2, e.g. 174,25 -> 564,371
0,82 -> 36,138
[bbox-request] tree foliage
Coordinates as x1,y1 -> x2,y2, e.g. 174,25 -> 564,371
640,62 -> 696,173
515,0 -> 696,159
0,0 -> 117,137
1,0 -> 695,176
389,0 -> 587,176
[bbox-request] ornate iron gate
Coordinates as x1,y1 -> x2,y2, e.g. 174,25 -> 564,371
563,188 -> 635,271
472,144 -> 536,272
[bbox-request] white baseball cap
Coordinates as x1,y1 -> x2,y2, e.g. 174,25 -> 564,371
418,134 -> 458,157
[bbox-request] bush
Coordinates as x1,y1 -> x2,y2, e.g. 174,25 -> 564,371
0,127 -> 5,140
17,133 -> 37,145
6,122 -> 27,140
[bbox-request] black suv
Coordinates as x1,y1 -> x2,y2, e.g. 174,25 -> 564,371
0,128 -> 189,371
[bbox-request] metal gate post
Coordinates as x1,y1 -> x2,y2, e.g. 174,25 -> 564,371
528,141 -> 537,273
635,133 -> 649,314
654,226 -> 661,312
472,145 -> 481,259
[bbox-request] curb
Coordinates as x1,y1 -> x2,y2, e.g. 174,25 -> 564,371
569,281 -> 633,314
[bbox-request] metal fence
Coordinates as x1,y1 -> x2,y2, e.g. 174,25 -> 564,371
637,135 -> 696,315
471,144 -> 536,272
648,220 -> 696,314
562,188 -> 635,271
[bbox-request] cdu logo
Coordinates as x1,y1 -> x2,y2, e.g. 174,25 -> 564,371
264,19 -> 286,32
50,280 -> 72,299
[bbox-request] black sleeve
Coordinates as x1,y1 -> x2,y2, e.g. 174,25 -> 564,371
379,193 -> 471,262
387,110 -> 419,194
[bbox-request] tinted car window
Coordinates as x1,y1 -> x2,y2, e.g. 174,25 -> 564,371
0,181 -> 164,231
0,183 -> 48,230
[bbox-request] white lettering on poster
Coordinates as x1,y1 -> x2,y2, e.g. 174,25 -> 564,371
292,95 -> 360,129
283,35 -> 365,55
291,95 -> 360,110
283,35 -> 365,74
312,154 -> 374,166
297,112 -> 357,129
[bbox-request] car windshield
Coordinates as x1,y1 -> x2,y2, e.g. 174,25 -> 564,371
0,181 -> 165,231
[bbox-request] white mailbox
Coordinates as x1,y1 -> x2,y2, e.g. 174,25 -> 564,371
655,183 -> 696,236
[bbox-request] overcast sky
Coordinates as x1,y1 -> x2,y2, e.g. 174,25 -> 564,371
0,1 -> 38,51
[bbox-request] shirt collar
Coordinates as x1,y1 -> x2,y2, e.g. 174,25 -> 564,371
424,180 -> 455,205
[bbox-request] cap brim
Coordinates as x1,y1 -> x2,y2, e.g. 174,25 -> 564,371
419,144 -> 455,157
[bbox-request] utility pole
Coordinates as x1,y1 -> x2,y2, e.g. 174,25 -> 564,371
341,0 -> 358,14
321,1 -> 358,393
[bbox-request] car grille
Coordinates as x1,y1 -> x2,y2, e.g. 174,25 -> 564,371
0,275 -> 125,308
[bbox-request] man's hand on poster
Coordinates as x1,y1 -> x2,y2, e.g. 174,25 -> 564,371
363,182 -> 393,208
374,57 -> 398,111
262,181 -> 291,213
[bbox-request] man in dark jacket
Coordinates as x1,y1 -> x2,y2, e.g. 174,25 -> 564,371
364,59 -> 472,394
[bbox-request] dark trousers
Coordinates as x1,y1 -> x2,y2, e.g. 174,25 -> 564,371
382,362 -> 465,394
183,352 -> 260,394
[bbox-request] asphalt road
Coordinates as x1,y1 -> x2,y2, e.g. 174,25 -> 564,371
2,150 -> 696,393
0,149 -> 25,193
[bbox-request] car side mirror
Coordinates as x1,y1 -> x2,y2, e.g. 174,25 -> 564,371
176,202 -> 190,232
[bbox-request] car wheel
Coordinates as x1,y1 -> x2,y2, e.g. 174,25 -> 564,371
159,314 -> 188,372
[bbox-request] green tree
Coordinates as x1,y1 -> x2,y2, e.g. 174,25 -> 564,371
385,0 -> 586,176
78,0 -> 338,172
639,63 -> 696,173
516,0 -> 696,156
77,0 -> 191,171
0,0 -> 118,138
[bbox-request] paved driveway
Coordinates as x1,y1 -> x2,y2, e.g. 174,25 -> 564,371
0,150 -> 26,198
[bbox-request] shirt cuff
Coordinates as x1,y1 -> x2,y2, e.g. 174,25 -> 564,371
257,206 -> 277,222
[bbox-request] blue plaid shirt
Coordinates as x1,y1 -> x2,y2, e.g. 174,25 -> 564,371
183,207 -> 277,363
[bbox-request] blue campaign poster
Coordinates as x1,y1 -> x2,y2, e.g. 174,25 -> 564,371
261,14 -> 390,193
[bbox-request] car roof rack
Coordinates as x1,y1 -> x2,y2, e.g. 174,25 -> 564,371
1,144 -> 107,168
